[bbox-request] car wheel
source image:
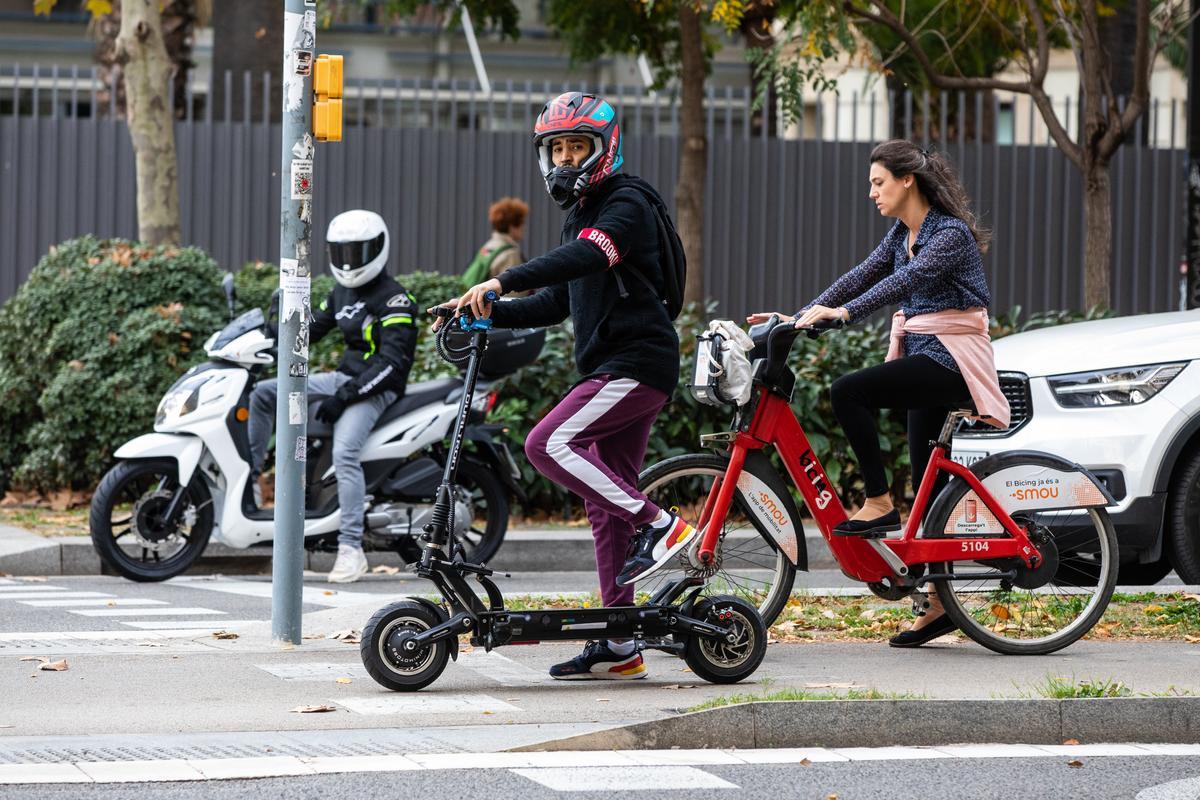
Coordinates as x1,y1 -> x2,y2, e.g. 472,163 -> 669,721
1167,447 -> 1200,584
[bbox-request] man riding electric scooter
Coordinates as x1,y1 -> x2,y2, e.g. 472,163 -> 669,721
248,209 -> 419,583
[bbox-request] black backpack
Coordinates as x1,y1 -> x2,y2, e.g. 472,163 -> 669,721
611,183 -> 687,320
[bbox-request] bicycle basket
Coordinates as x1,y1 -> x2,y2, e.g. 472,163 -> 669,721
689,329 -> 753,407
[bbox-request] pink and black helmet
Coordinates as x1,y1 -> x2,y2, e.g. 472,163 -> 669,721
533,92 -> 624,208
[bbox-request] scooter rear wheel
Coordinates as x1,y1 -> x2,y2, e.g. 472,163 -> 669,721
361,600 -> 450,691
682,595 -> 767,684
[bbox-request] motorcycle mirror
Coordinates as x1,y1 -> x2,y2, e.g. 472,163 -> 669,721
221,273 -> 237,319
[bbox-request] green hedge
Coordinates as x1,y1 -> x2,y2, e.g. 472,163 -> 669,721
0,238 -> 227,493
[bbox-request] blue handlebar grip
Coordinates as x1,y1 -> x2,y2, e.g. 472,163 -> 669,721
484,290 -> 499,302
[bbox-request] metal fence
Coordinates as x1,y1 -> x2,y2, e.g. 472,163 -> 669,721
0,66 -> 1189,317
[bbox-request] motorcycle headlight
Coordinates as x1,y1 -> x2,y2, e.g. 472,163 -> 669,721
155,373 -> 214,424
1047,362 -> 1186,408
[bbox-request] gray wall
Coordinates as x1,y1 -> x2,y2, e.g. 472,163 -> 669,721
0,82 -> 1187,318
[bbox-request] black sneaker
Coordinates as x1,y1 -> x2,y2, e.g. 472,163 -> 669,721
548,640 -> 647,680
615,513 -> 697,587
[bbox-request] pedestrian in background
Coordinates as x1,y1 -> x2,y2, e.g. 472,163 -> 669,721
462,197 -> 529,294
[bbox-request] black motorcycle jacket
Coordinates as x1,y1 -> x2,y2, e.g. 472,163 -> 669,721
310,273 -> 418,403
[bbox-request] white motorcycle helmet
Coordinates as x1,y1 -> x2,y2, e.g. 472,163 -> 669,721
326,210 -> 389,288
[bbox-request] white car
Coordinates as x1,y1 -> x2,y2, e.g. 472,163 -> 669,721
952,309 -> 1200,584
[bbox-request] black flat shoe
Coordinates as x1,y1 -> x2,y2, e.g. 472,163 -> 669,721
888,613 -> 957,648
833,509 -> 901,538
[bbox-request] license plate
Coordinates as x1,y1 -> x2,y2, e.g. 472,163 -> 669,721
952,450 -> 989,467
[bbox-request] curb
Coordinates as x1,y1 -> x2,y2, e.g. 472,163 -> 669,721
0,526 -> 835,576
513,697 -> 1200,751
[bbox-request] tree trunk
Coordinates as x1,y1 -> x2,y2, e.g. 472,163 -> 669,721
210,0 -> 283,122
1081,162 -> 1113,309
676,1 -> 706,307
117,0 -> 182,245
95,0 -> 198,119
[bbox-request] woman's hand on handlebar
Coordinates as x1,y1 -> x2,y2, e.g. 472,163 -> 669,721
427,300 -> 458,332
746,311 -> 794,326
794,304 -> 848,329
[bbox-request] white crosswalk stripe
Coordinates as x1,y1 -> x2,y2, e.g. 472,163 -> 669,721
70,607 -> 226,617
0,591 -> 113,600
20,598 -> 168,608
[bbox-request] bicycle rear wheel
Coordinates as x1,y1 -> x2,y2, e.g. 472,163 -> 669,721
638,453 -> 798,626
924,458 -> 1118,655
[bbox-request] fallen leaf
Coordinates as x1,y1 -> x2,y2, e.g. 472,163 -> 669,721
461,645 -> 475,654
106,601 -> 116,607
1182,593 -> 1200,603
371,565 -> 401,575
826,795 -> 839,800
324,591 -> 336,596
335,677 -> 352,685
1144,604 -> 1166,614
1063,738 -> 1080,745
679,667 -> 692,673
1184,635 -> 1200,644
990,604 -> 1010,620
596,698 -> 610,702
302,633 -> 326,640
1067,759 -> 1083,768
39,659 -> 69,672
291,704 -> 337,714
212,631 -> 239,640
482,711 -> 495,715
18,657 -> 47,664
805,682 -> 856,689
799,758 -> 812,766
330,629 -> 362,644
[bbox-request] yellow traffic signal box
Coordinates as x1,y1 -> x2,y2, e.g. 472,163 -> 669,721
314,54 -> 344,142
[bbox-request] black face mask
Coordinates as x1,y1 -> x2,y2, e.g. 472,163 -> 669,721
545,165 -> 587,209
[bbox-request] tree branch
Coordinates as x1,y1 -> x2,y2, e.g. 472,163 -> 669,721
843,0 -> 1031,92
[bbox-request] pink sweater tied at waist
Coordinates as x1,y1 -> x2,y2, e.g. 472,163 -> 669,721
886,307 -> 1011,430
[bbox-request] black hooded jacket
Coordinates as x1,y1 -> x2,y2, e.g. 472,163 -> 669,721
490,174 -> 680,397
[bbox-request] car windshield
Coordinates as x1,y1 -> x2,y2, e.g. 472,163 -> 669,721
211,308 -> 265,350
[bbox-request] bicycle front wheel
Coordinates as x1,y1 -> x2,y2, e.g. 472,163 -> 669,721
924,462 -> 1118,655
638,453 -> 798,626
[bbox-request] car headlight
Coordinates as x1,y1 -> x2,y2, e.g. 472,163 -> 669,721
1047,362 -> 1186,408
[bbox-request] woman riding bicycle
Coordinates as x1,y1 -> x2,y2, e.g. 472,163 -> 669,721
749,139 -> 1010,648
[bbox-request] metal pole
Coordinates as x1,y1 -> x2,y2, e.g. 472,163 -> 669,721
459,4 -> 491,95
1187,0 -> 1200,308
272,0 -> 315,645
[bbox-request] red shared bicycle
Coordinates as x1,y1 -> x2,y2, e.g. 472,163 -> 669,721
636,315 -> 1118,654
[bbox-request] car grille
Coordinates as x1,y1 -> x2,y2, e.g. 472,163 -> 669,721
957,372 -> 1031,437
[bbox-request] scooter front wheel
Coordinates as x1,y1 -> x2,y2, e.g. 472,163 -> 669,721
361,600 -> 450,691
682,595 -> 767,685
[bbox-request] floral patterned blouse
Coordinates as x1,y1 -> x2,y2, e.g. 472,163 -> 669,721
798,207 -> 990,372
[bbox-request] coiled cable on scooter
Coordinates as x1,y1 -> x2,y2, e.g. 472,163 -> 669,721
435,314 -> 478,366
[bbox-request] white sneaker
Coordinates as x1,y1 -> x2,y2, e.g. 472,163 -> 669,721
328,544 -> 368,584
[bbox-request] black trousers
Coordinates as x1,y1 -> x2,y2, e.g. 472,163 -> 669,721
830,355 -> 971,500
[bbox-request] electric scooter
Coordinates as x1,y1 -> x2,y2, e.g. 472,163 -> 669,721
359,298 -> 769,690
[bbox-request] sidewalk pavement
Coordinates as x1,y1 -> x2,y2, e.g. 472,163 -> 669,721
4,585 -> 1200,752
0,523 -> 838,576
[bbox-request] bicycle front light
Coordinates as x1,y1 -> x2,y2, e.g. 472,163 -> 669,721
1047,362 -> 1186,408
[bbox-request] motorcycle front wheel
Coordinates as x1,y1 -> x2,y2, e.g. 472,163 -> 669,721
89,459 -> 214,582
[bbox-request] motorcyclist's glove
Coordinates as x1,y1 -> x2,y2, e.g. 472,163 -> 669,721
315,394 -> 348,424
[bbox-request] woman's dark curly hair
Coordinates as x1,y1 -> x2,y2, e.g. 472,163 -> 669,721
870,139 -> 990,253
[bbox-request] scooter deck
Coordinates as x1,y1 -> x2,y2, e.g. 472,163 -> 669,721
473,604 -> 686,647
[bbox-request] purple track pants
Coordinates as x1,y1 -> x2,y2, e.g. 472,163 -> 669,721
524,375 -> 669,606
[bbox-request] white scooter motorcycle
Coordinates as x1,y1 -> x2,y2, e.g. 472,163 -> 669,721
89,276 -> 541,582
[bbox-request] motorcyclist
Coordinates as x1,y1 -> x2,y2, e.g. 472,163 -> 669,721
247,209 -> 418,583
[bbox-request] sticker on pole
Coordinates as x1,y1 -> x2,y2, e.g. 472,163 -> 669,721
292,49 -> 313,77
291,159 -> 312,200
295,436 -> 307,462
288,392 -> 306,425
281,274 -> 310,322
